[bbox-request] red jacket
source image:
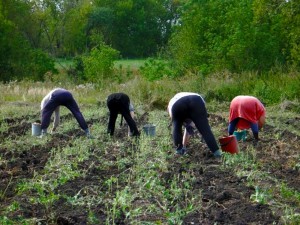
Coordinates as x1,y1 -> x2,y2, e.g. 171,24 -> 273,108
229,96 -> 266,129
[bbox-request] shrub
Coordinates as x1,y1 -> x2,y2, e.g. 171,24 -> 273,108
27,49 -> 57,81
140,58 -> 177,81
82,43 -> 120,84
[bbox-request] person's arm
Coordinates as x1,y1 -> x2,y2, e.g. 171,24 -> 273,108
52,107 -> 60,132
127,103 -> 135,136
183,128 -> 190,148
183,122 -> 195,148
130,111 -> 135,119
258,114 -> 265,129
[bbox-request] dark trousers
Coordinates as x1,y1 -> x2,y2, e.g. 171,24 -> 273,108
41,89 -> 88,130
228,118 -> 259,136
171,95 -> 219,153
107,93 -> 139,136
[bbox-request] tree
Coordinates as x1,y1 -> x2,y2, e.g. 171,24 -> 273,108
91,0 -> 180,58
0,0 -> 56,82
168,0 -> 295,73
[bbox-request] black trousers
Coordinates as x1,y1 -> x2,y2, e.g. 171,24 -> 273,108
107,93 -> 139,136
171,95 -> 219,153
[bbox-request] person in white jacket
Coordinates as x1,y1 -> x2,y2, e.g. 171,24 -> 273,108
168,92 -> 221,157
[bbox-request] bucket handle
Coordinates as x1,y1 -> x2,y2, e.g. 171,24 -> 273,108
220,137 -> 235,146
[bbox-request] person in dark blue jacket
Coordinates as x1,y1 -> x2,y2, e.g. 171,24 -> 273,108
40,88 -> 92,138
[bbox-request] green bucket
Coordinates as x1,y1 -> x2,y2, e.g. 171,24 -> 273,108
233,130 -> 247,141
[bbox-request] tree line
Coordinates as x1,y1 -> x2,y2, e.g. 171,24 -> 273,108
0,0 -> 299,82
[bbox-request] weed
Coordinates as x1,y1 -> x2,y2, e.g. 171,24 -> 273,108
250,186 -> 271,204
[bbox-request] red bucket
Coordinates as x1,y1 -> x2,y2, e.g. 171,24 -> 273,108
219,135 -> 239,154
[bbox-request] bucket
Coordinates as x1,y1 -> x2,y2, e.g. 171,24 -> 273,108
219,135 -> 239,154
143,124 -> 156,136
233,130 -> 247,141
32,122 -> 42,136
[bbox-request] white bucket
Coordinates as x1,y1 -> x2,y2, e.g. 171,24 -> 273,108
143,124 -> 156,136
32,123 -> 42,136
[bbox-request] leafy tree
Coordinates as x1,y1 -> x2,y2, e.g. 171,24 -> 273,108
168,0 -> 296,73
62,0 -> 93,56
0,0 -> 56,82
91,0 -> 180,58
278,0 -> 300,69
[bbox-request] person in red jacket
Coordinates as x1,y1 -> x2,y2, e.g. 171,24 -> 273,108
228,95 -> 266,141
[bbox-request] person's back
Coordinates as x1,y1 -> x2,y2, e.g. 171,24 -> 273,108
106,93 -> 139,137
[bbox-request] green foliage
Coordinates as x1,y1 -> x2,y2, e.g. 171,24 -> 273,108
140,58 -> 177,81
168,0 -> 298,73
27,49 -> 58,81
93,0 -> 179,58
0,1 -> 57,82
82,43 -> 120,84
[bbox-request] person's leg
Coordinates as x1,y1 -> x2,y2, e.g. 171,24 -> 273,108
192,116 -> 219,153
187,96 -> 219,154
171,99 -> 188,151
41,108 -> 55,131
64,97 -> 88,131
41,99 -> 60,132
55,91 -> 89,131
172,119 -> 184,150
250,122 -> 259,140
107,99 -> 119,136
121,109 -> 139,136
118,94 -> 139,136
228,118 -> 239,135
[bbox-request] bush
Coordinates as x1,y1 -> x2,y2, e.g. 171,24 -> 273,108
140,58 -> 177,81
82,43 -> 120,84
28,49 -> 57,81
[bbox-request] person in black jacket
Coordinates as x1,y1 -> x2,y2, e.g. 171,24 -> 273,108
107,93 -> 140,137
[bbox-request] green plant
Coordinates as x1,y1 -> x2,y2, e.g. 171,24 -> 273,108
250,186 -> 270,204
82,43 -> 120,84
140,58 -> 176,81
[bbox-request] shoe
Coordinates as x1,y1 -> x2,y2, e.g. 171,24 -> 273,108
213,149 -> 222,158
85,129 -> 94,139
86,133 -> 95,139
176,147 -> 187,155
38,129 -> 47,138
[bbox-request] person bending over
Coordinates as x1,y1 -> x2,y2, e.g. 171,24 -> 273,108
107,93 -> 140,137
167,92 -> 221,157
40,88 -> 92,138
228,95 -> 266,142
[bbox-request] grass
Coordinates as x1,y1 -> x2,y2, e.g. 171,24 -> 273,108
55,58 -> 145,71
1,65 -> 300,224
114,59 -> 146,70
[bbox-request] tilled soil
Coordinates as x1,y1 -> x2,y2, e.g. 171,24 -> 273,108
0,112 -> 299,224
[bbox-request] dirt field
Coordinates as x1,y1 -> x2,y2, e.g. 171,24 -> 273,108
0,104 -> 299,224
